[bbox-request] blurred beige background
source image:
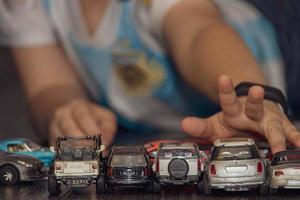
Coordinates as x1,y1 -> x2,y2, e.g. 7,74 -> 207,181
0,47 -> 37,142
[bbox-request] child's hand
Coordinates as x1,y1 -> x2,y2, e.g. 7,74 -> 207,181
182,75 -> 300,153
48,99 -> 117,146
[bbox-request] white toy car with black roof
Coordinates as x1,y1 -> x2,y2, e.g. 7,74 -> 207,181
48,135 -> 105,196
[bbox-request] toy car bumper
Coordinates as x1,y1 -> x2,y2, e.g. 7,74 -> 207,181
209,176 -> 265,190
158,175 -> 199,185
107,177 -> 151,187
56,175 -> 98,186
270,178 -> 300,189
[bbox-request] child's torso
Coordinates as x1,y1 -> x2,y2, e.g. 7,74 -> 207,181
42,0 -> 219,131
42,0 -> 283,131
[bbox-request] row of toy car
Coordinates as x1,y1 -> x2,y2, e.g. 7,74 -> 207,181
145,138 -> 300,195
201,138 -> 300,195
47,135 -> 207,195
1,135 -> 300,196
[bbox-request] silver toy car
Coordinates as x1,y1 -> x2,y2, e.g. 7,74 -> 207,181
202,138 -> 268,194
153,142 -> 206,192
0,150 -> 46,185
269,149 -> 300,194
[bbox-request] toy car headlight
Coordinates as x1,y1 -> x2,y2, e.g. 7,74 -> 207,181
92,163 -> 98,170
55,163 -> 62,171
17,160 -> 33,168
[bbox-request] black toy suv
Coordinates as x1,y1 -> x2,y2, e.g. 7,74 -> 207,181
101,146 -> 160,193
48,135 -> 106,195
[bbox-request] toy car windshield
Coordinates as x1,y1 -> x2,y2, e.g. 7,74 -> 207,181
211,146 -> 260,161
25,140 -> 42,151
110,154 -> 147,167
159,149 -> 196,158
7,140 -> 42,152
272,150 -> 300,165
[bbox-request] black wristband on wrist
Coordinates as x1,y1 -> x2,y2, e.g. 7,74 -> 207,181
235,82 -> 289,116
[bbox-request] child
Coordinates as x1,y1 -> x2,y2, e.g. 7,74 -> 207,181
0,0 -> 298,153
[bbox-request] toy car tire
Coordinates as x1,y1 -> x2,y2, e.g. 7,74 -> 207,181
152,180 -> 161,193
144,182 -> 153,193
203,177 -> 211,195
0,165 -> 19,185
96,175 -> 106,194
260,183 -> 268,195
168,158 -> 189,179
196,179 -> 204,193
269,188 -> 278,194
48,175 -> 61,196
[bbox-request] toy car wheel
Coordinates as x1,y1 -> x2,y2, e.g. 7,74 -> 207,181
203,177 -> 211,195
144,182 -> 153,193
48,175 -> 61,196
196,179 -> 204,193
152,179 -> 161,193
260,183 -> 268,195
96,175 -> 106,194
0,165 -> 19,185
168,158 -> 189,179
269,188 -> 278,194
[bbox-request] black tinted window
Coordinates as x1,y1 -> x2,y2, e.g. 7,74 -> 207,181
111,154 -> 146,166
272,154 -> 300,165
211,145 -> 260,161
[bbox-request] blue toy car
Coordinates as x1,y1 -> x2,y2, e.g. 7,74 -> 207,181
0,138 -> 54,167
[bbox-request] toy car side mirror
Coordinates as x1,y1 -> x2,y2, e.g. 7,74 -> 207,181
100,145 -> 105,152
149,151 -> 157,159
263,158 -> 270,167
199,151 -> 208,160
49,146 -> 55,153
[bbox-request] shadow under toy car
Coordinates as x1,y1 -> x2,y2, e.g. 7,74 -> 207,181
269,149 -> 300,194
201,138 -> 268,195
101,146 -> 160,193
48,135 -> 105,196
0,150 -> 46,185
153,142 -> 205,192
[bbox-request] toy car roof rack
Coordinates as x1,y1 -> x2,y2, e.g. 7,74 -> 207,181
55,134 -> 102,150
56,134 -> 101,141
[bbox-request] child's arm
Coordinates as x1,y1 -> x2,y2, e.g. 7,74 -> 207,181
0,0 -> 116,145
12,44 -> 117,146
162,0 -> 265,100
161,0 -> 300,153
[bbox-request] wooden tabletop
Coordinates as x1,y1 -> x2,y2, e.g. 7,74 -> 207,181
1,181 -> 300,200
1,132 -> 300,200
